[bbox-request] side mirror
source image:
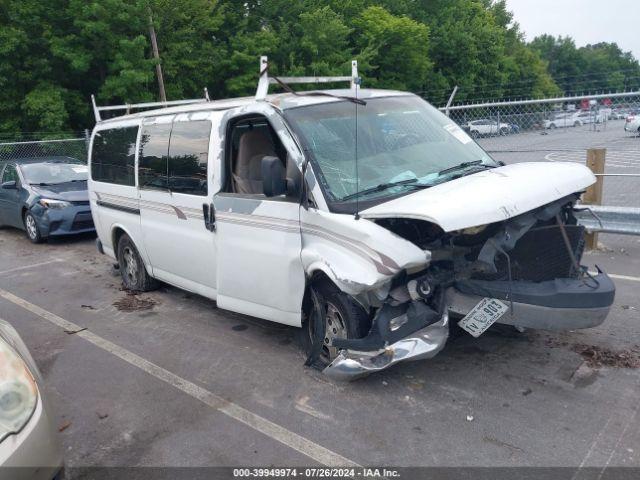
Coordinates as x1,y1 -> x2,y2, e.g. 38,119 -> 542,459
1,180 -> 16,190
261,156 -> 286,197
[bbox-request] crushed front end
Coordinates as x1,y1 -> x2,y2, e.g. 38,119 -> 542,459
324,193 -> 615,380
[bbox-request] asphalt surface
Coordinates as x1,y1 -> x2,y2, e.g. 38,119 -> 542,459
478,119 -> 640,207
0,225 -> 639,475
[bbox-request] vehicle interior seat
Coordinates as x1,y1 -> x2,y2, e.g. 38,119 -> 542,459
233,130 -> 277,194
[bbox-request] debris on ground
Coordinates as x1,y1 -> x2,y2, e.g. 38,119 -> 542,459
96,411 -> 109,420
64,327 -> 87,335
58,421 -> 72,432
113,292 -> 156,312
466,415 -> 474,422
81,304 -> 96,310
572,344 -> 640,369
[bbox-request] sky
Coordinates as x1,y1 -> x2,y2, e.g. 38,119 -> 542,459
506,0 -> 640,61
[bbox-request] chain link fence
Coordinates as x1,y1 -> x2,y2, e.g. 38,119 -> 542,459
0,136 -> 89,163
438,91 -> 640,208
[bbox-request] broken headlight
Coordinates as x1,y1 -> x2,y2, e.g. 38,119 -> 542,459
460,224 -> 488,236
0,339 -> 38,442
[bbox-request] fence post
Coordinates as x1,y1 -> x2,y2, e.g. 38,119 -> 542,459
583,148 -> 606,250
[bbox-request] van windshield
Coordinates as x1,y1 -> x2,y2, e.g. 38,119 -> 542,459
284,95 -> 496,206
21,161 -> 88,185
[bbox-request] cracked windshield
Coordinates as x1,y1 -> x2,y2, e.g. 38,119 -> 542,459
286,95 -> 495,202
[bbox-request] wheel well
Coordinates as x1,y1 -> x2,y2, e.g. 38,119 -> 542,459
21,206 -> 28,219
112,227 -> 127,252
301,271 -> 336,321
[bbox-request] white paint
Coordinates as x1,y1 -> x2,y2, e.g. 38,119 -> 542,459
605,273 -> 640,283
0,287 -> 359,468
361,162 -> 595,232
0,258 -> 64,276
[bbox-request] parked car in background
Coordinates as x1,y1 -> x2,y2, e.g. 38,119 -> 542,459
544,112 -> 581,129
609,108 -> 627,120
575,110 -> 602,125
0,157 -> 95,243
0,318 -> 63,478
465,119 -> 512,137
625,114 -> 640,135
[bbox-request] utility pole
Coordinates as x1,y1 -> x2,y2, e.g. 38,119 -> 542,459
148,10 -> 167,102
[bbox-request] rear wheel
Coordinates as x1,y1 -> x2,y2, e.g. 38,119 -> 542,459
23,211 -> 43,244
117,234 -> 158,292
301,281 -> 371,369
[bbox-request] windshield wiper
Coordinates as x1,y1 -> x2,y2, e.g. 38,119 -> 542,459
341,178 -> 427,201
437,160 -> 491,177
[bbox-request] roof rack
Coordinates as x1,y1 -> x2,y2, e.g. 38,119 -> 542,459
255,56 -> 359,101
91,88 -> 211,122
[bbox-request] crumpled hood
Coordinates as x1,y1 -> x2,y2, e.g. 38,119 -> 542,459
32,182 -> 89,202
360,162 -> 595,232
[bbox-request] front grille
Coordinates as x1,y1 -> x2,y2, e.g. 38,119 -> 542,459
71,200 -> 90,206
475,224 -> 585,282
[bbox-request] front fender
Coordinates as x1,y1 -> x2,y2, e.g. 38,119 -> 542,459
300,209 -> 429,296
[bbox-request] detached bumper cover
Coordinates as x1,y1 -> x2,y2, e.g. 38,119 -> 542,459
323,314 -> 449,381
448,272 -> 615,330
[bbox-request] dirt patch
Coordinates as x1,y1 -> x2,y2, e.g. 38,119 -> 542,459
571,344 -> 640,369
113,292 -> 156,312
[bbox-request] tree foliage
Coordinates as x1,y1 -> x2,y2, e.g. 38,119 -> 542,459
530,35 -> 640,94
0,0 -> 637,135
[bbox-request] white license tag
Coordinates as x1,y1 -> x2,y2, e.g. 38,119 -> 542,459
458,298 -> 508,338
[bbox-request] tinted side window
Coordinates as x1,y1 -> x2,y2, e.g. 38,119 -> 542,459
91,127 -> 137,185
139,123 -> 171,190
168,121 -> 211,195
1,165 -> 18,184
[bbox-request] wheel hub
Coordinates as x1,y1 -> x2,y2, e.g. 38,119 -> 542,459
122,247 -> 138,284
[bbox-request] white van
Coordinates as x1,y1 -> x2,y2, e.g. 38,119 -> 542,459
89,58 -> 615,380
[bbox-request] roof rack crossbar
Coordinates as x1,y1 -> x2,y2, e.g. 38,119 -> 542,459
256,56 -> 359,101
91,88 -> 210,122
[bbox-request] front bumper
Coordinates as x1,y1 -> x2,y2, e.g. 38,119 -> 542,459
30,204 -> 95,238
323,314 -> 449,381
447,272 -> 615,330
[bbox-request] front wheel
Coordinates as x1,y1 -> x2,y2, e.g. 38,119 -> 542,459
117,234 -> 158,292
301,281 -> 371,369
23,211 -> 43,244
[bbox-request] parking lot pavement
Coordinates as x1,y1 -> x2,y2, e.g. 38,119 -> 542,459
1,228 -> 639,473
478,121 -> 640,208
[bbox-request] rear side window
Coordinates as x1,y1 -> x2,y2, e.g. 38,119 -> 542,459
168,121 -> 211,195
91,127 -> 137,186
139,123 -> 171,190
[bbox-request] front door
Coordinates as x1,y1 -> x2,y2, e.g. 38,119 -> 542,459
0,164 -> 23,228
138,114 -> 217,298
212,112 -> 305,327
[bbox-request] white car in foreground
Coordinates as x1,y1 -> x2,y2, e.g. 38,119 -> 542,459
625,114 -> 640,135
0,318 -> 62,479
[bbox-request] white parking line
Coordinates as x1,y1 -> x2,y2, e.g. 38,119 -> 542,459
608,273 -> 640,283
0,287 -> 359,468
0,258 -> 65,276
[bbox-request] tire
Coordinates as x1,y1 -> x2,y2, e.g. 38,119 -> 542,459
116,233 -> 158,292
23,211 -> 43,244
301,280 -> 371,369
499,127 -> 509,136
549,123 -> 557,129
471,130 -> 480,139
574,121 -> 581,127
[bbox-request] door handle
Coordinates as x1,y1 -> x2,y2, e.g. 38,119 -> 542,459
202,203 -> 216,232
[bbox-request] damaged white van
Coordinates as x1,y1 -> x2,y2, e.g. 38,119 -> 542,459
88,57 -> 615,380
